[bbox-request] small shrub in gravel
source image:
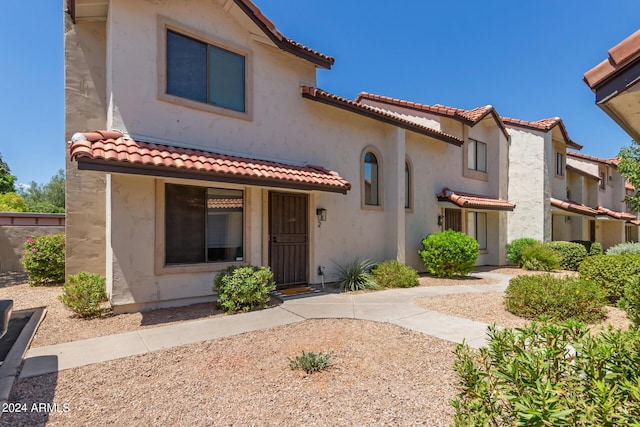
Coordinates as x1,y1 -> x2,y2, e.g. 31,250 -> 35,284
288,351 -> 334,374
452,322 -> 640,426
570,240 -> 603,256
505,274 -> 606,323
543,241 -> 587,271
60,272 -> 108,318
214,266 -> 275,313
371,260 -> 418,288
606,242 -> 640,255
334,258 -> 378,291
579,254 -> 640,303
506,237 -> 540,266
419,230 -> 479,278
520,244 -> 560,271
22,234 -> 65,286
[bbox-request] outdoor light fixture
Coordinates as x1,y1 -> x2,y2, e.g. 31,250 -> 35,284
316,208 -> 327,227
437,214 -> 444,226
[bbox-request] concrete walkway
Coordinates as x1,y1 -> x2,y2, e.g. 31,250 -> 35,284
20,271 -> 511,379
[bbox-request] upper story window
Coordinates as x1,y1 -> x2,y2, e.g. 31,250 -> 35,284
167,30 -> 246,112
467,139 -> 487,173
600,171 -> 606,190
363,151 -> 380,207
405,160 -> 411,209
556,152 -> 564,176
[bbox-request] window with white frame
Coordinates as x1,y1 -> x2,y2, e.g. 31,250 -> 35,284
556,152 -> 564,176
467,211 -> 487,250
165,184 -> 244,264
166,29 -> 246,113
467,139 -> 487,172
364,151 -> 380,206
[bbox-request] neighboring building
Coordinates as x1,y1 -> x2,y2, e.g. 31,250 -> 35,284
64,0 -> 513,312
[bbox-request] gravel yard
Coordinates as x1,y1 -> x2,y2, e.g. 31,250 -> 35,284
0,268 -> 631,426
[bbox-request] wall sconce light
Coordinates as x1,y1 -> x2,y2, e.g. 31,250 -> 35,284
437,215 -> 444,226
316,208 -> 327,227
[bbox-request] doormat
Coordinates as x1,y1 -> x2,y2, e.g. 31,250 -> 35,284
271,286 -> 324,300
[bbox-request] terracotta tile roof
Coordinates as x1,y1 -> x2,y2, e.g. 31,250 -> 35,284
626,180 -> 635,191
69,131 -> 351,193
355,92 -> 509,139
584,29 -> 640,89
629,220 -> 640,226
436,188 -> 515,211
566,164 -> 601,181
301,87 -> 464,146
597,206 -> 637,221
207,198 -> 243,209
550,198 -> 599,216
502,116 -> 582,149
566,151 -> 619,167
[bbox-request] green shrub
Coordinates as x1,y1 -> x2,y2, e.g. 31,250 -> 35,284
288,351 -> 334,374
419,230 -> 479,278
579,254 -> 640,302
506,237 -> 540,266
452,322 -> 640,426
520,244 -> 560,271
21,234 -> 65,286
543,241 -> 587,271
371,260 -> 419,288
606,242 -> 640,255
334,258 -> 378,291
0,192 -> 27,212
570,240 -> 603,256
505,274 -> 606,323
213,266 -> 276,313
624,276 -> 640,327
59,272 -> 108,318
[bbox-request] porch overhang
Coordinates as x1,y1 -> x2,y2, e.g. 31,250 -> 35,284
69,131 -> 351,194
550,198 -> 598,217
436,188 -> 515,211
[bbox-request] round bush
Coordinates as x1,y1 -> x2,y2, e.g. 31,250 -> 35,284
418,230 -> 479,278
570,240 -> 603,256
506,238 -> 540,266
21,234 -> 65,286
59,272 -> 107,318
579,254 -> 640,302
543,241 -> 587,271
606,242 -> 640,255
371,260 -> 419,288
505,274 -> 606,322
520,244 -> 560,271
214,265 -> 276,313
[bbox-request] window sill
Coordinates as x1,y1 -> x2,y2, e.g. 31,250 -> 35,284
463,169 -> 489,182
159,92 -> 252,122
361,204 -> 384,211
155,260 -> 246,276
479,249 -> 488,254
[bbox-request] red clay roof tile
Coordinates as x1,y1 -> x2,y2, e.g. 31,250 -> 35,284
436,188 -> 515,211
596,206 -> 636,221
584,29 -> 640,89
566,151 -> 619,167
301,87 -> 464,146
69,131 -> 351,193
550,198 -> 599,216
502,116 -> 582,149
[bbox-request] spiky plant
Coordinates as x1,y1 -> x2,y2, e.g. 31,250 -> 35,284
334,258 -> 378,291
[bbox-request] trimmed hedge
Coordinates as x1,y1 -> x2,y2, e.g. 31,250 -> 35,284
59,272 -> 108,318
606,242 -> 640,255
521,244 -> 560,271
579,254 -> 640,302
570,240 -> 603,256
371,260 -> 419,288
22,234 -> 65,286
213,266 -> 275,313
543,241 -> 587,271
419,230 -> 479,278
506,238 -> 540,266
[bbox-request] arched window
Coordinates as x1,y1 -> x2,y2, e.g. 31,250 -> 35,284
364,151 -> 379,206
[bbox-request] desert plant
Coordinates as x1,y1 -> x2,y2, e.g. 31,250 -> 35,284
506,237 -> 540,266
288,351 -> 334,374
21,234 -> 65,286
505,274 -> 606,323
606,241 -> 640,255
213,265 -> 276,313
59,272 -> 108,318
579,254 -> 640,302
570,240 -> 603,256
520,244 -> 560,271
334,258 -> 378,291
543,241 -> 588,271
419,230 -> 479,278
452,322 -> 640,426
371,260 -> 419,288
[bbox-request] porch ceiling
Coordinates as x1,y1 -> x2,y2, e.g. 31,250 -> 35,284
69,131 -> 351,194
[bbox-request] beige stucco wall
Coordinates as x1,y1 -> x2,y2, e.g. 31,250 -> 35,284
64,14 -> 108,277
0,226 -> 65,272
599,221 -> 625,250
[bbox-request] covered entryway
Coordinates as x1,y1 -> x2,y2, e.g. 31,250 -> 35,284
269,192 -> 308,286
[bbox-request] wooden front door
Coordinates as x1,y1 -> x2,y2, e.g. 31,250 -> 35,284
444,208 -> 462,232
269,192 -> 308,286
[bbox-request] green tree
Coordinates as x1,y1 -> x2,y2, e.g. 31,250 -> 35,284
0,152 -> 16,194
618,140 -> 640,210
0,192 -> 27,212
18,169 -> 65,213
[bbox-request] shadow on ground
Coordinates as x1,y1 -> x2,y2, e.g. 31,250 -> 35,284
0,272 -> 28,289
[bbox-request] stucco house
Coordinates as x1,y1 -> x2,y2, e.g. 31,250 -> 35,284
64,0 -> 514,312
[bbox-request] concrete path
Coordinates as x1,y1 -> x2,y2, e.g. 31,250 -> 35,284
20,272 -> 511,379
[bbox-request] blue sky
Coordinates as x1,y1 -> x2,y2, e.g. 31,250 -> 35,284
1,1 -> 639,185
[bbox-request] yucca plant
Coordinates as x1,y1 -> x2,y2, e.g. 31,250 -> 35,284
333,258 -> 378,291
